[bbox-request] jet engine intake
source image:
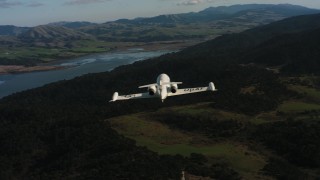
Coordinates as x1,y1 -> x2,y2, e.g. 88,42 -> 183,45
148,85 -> 157,95
171,84 -> 178,93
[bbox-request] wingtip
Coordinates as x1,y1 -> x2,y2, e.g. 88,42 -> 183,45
109,92 -> 119,102
208,82 -> 217,91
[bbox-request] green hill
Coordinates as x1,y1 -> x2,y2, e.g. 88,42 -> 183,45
1,4 -> 320,66
81,4 -> 320,42
0,25 -> 30,36
18,25 -> 93,46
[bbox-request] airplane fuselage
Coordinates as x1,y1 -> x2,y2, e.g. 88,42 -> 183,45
156,73 -> 171,101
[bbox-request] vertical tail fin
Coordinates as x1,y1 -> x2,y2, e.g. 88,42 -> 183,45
208,82 -> 217,91
109,92 -> 119,102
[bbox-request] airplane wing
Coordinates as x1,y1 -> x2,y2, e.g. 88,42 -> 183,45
168,82 -> 217,97
109,92 -> 157,102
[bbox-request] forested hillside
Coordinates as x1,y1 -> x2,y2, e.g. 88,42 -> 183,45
180,13 -> 320,74
1,13 -> 320,179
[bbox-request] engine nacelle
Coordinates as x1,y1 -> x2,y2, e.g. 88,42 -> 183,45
148,85 -> 157,95
171,84 -> 178,93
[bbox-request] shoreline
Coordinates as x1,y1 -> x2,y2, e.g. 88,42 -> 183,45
0,40 -> 203,75
0,65 -> 67,75
0,47 -> 177,99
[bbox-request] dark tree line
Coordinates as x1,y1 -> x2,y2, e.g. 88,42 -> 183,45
254,119 -> 320,168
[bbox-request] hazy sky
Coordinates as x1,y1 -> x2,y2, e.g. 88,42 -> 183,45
1,0 -> 320,26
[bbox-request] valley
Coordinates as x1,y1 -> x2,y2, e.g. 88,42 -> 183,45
1,4 -> 319,66
0,39 -> 192,67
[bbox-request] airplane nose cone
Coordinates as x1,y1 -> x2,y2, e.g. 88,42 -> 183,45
161,93 -> 166,101
160,85 -> 168,102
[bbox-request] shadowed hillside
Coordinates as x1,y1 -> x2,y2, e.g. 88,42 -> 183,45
179,13 -> 320,74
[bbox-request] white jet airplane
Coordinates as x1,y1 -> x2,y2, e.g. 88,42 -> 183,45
110,73 -> 217,102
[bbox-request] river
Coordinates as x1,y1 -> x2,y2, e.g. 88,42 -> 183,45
0,49 -> 172,98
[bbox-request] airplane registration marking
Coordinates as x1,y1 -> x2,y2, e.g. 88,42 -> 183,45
184,87 -> 203,92
124,94 -> 137,98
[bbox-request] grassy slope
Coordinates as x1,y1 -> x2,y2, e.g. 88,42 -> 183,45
107,104 -> 268,179
276,77 -> 320,121
278,101 -> 320,112
250,76 -> 320,123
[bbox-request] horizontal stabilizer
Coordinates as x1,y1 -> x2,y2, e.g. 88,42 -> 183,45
161,82 -> 183,86
138,83 -> 158,88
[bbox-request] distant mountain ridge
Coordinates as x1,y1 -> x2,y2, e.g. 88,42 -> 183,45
1,3 -> 320,62
19,25 -> 91,39
79,4 -> 320,41
1,4 -> 319,36
47,21 -> 97,29
117,4 -> 320,24
18,25 -> 93,47
201,3 -> 319,15
0,25 -> 30,36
